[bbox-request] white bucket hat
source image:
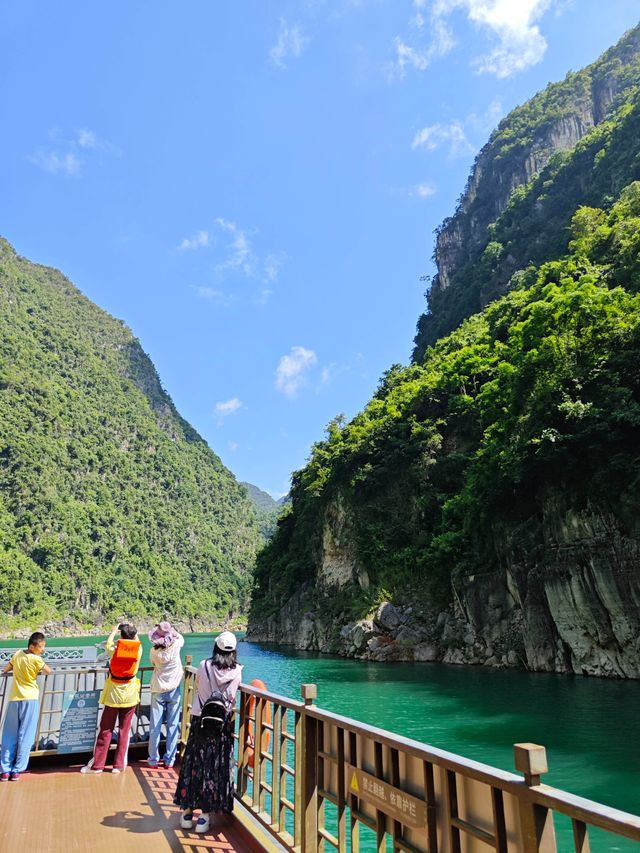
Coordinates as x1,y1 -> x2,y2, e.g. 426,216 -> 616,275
215,630 -> 237,652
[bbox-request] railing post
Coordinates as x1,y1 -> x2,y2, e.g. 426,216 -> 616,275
300,683 -> 318,853
179,655 -> 193,756
237,687 -> 249,796
514,743 -> 557,853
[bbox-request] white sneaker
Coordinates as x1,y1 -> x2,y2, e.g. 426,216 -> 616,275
180,812 -> 194,829
80,766 -> 103,774
195,814 -> 210,834
111,767 -> 122,774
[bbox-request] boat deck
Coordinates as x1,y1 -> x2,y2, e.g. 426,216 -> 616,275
0,761 -> 282,852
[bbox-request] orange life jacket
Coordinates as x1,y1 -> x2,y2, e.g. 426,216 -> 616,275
109,639 -> 141,682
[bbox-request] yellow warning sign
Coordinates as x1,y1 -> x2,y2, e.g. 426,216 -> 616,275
345,764 -> 427,829
350,771 -> 360,793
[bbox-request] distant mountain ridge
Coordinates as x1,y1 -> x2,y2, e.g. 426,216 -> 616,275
241,482 -> 278,511
0,238 -> 259,629
241,482 -> 283,542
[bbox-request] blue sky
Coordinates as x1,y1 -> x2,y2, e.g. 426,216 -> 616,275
1,1 -> 639,497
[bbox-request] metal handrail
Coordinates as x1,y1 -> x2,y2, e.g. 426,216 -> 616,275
0,663 -> 157,756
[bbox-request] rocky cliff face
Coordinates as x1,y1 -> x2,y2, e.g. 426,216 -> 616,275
414,24 -> 640,356
247,492 -> 640,678
436,109 -> 601,292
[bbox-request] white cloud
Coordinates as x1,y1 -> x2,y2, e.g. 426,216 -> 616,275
410,99 -> 504,166
386,1 -> 455,79
228,441 -> 239,452
195,286 -> 224,300
412,121 -> 472,156
179,230 -> 211,251
213,219 -> 283,285
182,219 -> 284,304
215,398 -> 243,423
29,127 -> 120,176
412,182 -> 437,197
390,38 -> 430,74
77,129 -> 97,149
264,254 -> 282,282
214,218 -> 254,277
433,0 -> 552,77
467,97 -> 505,134
430,15 -> 457,57
76,128 -> 121,154
390,181 -> 438,199
270,18 -> 309,69
275,346 -> 318,397
28,150 -> 82,176
389,0 -> 551,80
314,362 -> 336,392
386,21 -> 454,80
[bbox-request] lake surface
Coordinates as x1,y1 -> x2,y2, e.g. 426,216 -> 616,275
2,632 -> 637,851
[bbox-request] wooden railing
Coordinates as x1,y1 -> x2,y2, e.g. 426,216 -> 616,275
2,660 -> 638,852
177,673 -> 640,853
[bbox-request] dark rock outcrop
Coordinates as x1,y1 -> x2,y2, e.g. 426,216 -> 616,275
247,493 -> 640,678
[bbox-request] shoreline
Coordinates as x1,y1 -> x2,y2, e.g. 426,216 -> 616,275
0,616 -> 248,641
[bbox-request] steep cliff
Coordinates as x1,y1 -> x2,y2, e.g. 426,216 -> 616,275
248,141 -> 640,676
249,492 -> 640,678
414,23 -> 640,359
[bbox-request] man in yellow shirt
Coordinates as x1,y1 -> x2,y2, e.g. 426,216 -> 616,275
1,632 -> 52,781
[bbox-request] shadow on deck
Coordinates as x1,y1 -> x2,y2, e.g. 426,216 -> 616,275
0,761 -> 281,852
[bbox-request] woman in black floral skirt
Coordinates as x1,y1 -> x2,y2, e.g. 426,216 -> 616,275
174,631 -> 243,834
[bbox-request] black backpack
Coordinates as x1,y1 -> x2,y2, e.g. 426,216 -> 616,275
200,661 -> 230,735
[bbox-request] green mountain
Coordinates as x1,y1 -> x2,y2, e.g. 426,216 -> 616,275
241,482 -> 278,512
414,23 -> 640,359
0,239 -> 259,630
241,482 -> 281,541
248,26 -> 640,678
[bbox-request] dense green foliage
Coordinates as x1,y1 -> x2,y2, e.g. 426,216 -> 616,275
414,24 -> 640,358
252,184 -> 640,622
241,482 -> 282,541
241,482 -> 278,513
0,240 -> 259,628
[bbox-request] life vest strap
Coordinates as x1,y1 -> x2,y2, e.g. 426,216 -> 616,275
108,666 -> 134,683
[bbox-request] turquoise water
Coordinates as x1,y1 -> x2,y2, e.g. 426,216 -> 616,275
2,632 -> 638,850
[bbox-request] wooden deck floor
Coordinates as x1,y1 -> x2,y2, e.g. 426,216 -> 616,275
0,762 -> 280,852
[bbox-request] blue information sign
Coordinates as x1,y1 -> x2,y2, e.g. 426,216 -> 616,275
58,690 -> 100,754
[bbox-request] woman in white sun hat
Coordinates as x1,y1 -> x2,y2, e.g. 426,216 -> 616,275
173,631 -> 242,835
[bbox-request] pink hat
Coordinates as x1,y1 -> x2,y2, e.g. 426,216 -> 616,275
149,621 -> 179,646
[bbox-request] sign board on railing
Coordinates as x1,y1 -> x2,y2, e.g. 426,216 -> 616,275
58,690 -> 101,754
346,763 -> 428,830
